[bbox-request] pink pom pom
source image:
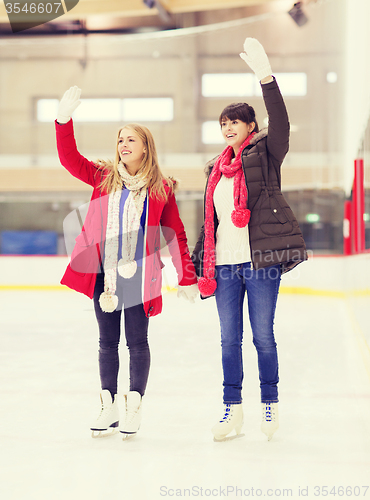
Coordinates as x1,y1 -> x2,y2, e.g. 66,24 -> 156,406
198,277 -> 217,297
231,208 -> 250,228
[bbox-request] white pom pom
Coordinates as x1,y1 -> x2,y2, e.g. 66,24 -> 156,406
99,292 -> 118,313
117,259 -> 137,279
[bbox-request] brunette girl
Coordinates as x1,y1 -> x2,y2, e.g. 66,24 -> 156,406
192,38 -> 307,441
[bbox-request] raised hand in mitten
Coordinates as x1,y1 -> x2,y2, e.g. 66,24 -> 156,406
239,37 -> 272,82
57,86 -> 81,124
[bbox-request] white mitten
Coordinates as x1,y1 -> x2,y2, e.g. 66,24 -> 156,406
57,86 -> 81,124
239,37 -> 272,82
177,283 -> 199,304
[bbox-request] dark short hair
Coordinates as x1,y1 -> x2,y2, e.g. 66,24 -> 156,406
219,103 -> 259,133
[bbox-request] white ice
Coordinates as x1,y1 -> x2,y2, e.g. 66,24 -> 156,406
0,287 -> 369,500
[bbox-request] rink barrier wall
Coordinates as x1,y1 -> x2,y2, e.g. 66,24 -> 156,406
1,254 -> 369,372
0,254 -> 369,296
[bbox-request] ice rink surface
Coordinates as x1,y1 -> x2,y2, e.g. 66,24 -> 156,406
1,288 -> 369,500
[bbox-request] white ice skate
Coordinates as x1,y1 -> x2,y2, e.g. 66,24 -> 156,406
211,403 -> 244,441
261,402 -> 278,441
90,390 -> 119,438
120,391 -> 142,440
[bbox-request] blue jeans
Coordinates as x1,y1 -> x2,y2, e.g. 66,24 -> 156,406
93,271 -> 150,398
214,262 -> 281,404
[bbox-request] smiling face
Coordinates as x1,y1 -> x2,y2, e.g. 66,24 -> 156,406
221,118 -> 255,155
117,127 -> 146,175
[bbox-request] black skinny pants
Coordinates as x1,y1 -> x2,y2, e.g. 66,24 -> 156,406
93,271 -> 150,398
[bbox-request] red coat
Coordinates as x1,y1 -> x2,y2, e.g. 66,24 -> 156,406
56,120 -> 197,317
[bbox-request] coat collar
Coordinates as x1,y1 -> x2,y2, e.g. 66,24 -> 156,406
249,127 -> 268,145
204,128 -> 268,176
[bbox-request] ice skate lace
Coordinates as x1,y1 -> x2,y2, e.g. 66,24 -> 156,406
125,405 -> 140,424
219,404 -> 232,423
262,403 -> 275,423
96,403 -> 114,421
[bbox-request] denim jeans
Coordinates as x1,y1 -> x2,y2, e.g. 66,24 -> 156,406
214,262 -> 281,404
93,271 -> 150,398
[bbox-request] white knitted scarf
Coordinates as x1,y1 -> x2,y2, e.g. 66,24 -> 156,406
99,162 -> 147,313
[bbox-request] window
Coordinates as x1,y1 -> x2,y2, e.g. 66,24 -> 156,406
202,74 -> 255,97
122,98 -> 173,121
37,99 -> 59,122
201,72 -> 307,97
37,97 -> 174,122
74,99 -> 122,122
201,121 -> 224,145
275,73 -> 307,96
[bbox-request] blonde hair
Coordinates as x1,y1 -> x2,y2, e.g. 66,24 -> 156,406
96,124 -> 174,200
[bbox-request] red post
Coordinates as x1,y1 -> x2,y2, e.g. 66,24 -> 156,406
343,199 -> 352,255
353,158 -> 365,254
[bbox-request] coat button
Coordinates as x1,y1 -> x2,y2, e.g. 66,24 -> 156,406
151,278 -> 156,282
149,306 -> 153,311
273,209 -> 277,213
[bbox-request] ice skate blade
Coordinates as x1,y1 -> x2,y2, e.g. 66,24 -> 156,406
213,433 -> 245,442
91,427 -> 119,439
261,431 -> 276,441
91,422 -> 118,439
120,432 -> 137,441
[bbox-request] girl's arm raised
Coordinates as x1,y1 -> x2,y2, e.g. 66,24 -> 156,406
56,87 -> 101,187
240,38 -> 289,163
57,86 -> 81,124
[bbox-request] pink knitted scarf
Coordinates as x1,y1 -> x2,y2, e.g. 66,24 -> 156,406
198,133 -> 255,298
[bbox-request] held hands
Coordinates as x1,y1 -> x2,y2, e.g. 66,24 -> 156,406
239,38 -> 272,83
177,283 -> 199,304
57,86 -> 82,124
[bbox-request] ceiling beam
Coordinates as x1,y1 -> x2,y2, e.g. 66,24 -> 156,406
163,0 -> 277,14
0,0 -> 278,24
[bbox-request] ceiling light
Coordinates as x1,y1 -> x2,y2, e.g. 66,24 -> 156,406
143,0 -> 171,23
326,72 -> 338,83
288,2 -> 309,27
